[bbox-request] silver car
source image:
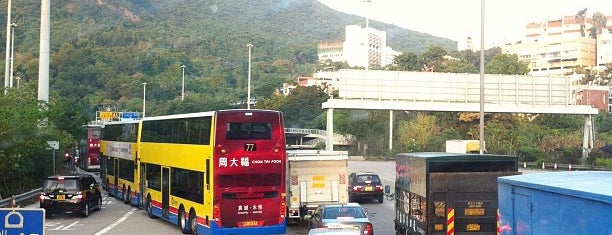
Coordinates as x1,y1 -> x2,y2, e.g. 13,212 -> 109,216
308,203 -> 373,235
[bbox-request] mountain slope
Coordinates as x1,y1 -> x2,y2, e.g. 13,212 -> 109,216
8,0 -> 455,116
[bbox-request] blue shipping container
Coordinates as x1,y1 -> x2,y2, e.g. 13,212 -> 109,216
497,171 -> 612,235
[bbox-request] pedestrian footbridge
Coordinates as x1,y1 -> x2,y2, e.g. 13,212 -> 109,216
317,69 -> 598,157
284,128 -> 353,149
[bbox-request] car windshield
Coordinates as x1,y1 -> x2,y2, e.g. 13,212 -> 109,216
356,175 -> 380,184
323,207 -> 367,219
43,179 -> 79,193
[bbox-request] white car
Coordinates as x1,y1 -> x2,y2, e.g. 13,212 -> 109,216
308,227 -> 361,235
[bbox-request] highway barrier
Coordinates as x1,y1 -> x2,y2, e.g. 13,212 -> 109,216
0,187 -> 41,208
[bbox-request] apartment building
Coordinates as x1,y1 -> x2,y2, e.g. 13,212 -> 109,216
503,37 -> 596,76
502,16 -> 600,76
502,15 -> 612,76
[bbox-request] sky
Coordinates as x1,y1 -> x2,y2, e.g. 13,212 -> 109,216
316,0 -> 611,49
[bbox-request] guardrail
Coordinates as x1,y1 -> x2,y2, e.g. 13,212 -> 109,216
0,187 -> 42,208
522,162 -> 610,171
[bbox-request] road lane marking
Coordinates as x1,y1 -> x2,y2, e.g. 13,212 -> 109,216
94,207 -> 137,235
47,221 -> 81,231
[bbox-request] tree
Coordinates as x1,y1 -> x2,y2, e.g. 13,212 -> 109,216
397,113 -> 440,152
436,59 -> 477,73
595,113 -> 612,145
0,83 -> 74,197
420,46 -> 448,72
278,86 -> 329,128
591,12 -> 608,36
485,53 -> 529,75
571,64 -> 612,86
388,52 -> 421,71
575,8 -> 588,37
318,59 -> 350,71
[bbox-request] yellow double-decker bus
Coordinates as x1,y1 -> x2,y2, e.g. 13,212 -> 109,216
99,120 -> 141,206
139,110 -> 287,235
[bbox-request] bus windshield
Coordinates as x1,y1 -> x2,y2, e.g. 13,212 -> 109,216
226,122 -> 272,140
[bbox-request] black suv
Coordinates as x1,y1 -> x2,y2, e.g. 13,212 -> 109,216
348,172 -> 384,203
39,174 -> 102,217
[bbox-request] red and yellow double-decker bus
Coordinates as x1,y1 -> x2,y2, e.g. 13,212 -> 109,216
99,120 -> 141,206
139,109 -> 286,235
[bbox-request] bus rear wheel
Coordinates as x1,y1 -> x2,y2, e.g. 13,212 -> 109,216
189,209 -> 198,235
146,195 -> 156,219
179,206 -> 190,234
126,187 -> 132,205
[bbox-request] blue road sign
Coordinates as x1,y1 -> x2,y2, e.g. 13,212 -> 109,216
121,112 -> 140,120
0,208 -> 45,235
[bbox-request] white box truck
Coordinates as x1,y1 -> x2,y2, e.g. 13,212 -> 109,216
285,150 -> 349,224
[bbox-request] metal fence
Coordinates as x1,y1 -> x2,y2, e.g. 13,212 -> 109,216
0,187 -> 42,208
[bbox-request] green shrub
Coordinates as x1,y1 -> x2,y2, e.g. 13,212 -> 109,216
556,149 -> 582,164
517,147 -> 545,162
595,157 -> 612,168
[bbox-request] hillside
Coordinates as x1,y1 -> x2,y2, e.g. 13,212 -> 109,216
7,0 -> 455,117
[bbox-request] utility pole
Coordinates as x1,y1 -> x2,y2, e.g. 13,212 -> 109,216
39,0 -> 50,103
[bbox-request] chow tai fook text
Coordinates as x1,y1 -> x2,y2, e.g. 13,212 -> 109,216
218,157 -> 282,167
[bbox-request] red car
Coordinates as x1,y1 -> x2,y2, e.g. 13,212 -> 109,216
348,172 -> 384,203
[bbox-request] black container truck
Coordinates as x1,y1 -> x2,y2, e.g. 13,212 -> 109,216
393,152 -> 519,235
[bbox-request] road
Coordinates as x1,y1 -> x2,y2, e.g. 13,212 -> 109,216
30,160 -> 546,234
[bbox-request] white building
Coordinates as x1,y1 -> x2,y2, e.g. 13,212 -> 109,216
318,25 -> 400,69
383,46 -> 402,67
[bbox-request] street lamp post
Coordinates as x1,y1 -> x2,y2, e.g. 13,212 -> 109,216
479,0 -> 485,154
9,23 -> 16,88
142,82 -> 147,118
181,65 -> 186,101
247,43 -> 253,109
